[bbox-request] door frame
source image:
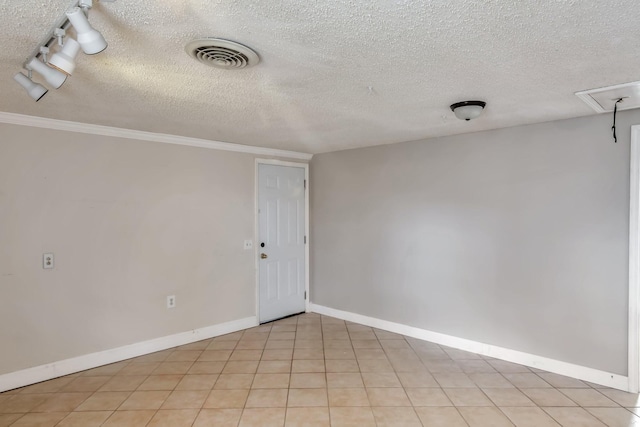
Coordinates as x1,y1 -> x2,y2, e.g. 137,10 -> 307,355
629,125 -> 640,392
254,159 -> 310,323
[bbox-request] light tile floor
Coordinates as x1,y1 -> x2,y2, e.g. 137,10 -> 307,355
1,313 -> 639,426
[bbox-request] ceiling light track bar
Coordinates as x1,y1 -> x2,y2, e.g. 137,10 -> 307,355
22,0 -> 87,69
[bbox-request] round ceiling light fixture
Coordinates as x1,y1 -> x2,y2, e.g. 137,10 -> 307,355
185,38 -> 260,69
450,100 -> 486,121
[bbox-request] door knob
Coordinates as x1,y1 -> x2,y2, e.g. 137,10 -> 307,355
261,253 -> 268,259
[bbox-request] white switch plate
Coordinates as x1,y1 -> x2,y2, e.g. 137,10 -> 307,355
167,295 -> 176,308
244,240 -> 253,250
43,253 -> 54,269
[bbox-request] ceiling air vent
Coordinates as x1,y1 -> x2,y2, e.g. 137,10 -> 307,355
185,38 -> 260,69
576,81 -> 640,113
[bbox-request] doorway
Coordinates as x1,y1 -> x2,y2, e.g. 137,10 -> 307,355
256,160 -> 309,323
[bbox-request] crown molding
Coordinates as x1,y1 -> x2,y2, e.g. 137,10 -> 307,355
0,112 -> 313,160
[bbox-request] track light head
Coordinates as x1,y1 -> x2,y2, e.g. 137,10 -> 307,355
49,37 -> 81,75
14,72 -> 48,102
66,7 -> 107,55
27,57 -> 67,89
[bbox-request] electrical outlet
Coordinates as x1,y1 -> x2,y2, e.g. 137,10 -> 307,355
167,295 -> 176,308
244,240 -> 253,250
43,253 -> 54,269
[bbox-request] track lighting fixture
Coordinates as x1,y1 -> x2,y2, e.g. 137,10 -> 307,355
13,0 -> 114,101
66,7 -> 107,55
49,37 -> 81,75
13,73 -> 48,102
27,58 -> 67,89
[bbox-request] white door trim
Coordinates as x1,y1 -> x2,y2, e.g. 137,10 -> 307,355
629,124 -> 640,393
255,159 -> 310,323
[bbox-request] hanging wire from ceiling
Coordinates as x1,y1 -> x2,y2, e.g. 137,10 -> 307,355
612,98 -> 625,143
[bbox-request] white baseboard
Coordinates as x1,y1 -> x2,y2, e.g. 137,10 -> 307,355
0,316 -> 258,393
310,304 -> 629,391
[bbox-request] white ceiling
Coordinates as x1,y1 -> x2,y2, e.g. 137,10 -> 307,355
2,0 -> 640,154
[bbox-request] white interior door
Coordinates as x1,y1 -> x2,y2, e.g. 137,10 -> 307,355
258,164 -> 306,323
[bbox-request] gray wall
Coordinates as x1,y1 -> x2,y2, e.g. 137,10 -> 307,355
0,123 -> 300,375
311,110 -> 640,375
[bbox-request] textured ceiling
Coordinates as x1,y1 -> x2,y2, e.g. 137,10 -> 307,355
1,0 -> 640,154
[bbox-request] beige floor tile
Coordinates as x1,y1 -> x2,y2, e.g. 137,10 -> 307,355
405,388 -> 453,407
101,410 -> 156,426
174,374 -> 217,390
252,373 -> 291,389
350,340 -> 380,349
543,407 -> 607,426
129,350 -> 173,363
521,388 -> 578,407
19,378 -> 74,394
330,407 -> 376,426
239,407 -> 286,427
258,361 -> 292,374
265,340 -> 295,349
272,324 -> 297,332
326,373 -> 363,389
458,406 -> 514,426
537,372 -> 589,388
203,389 -> 249,408
423,360 -> 464,373
457,360 -> 497,373
482,388 -> 536,406
152,362 -> 194,375
223,361 -> 259,374
10,412 -> 68,426
230,350 -> 263,361
292,360 -> 325,373
294,348 -> 324,360
325,340 -> 353,349
358,359 -> 394,373
372,407 -> 422,426
328,388 -> 370,407
198,350 -> 232,362
586,407 -> 640,427
598,388 -> 640,407
444,388 -> 494,406
193,409 -> 242,427
488,360 -> 531,373
176,340 -> 212,351
118,390 -> 170,410
349,331 -> 377,341
500,407 -> 560,426
60,377 -> 110,393
390,359 -> 429,373
0,414 -> 23,426
433,372 -> 476,388
285,407 -> 330,426
146,409 -> 199,427
325,360 -> 360,373
559,388 -> 619,407
56,411 -> 113,427
116,363 -> 159,376
33,392 -> 92,412
165,350 -> 202,362
262,349 -> 294,360
354,348 -> 387,360
397,371 -> 439,388
188,361 -> 226,374
0,395 -> 48,414
213,374 -> 255,389
414,407 -> 467,426
288,389 -> 328,407
503,373 -> 551,388
246,389 -> 288,408
290,373 -> 325,389
236,340 -> 267,350
469,373 -> 514,388
361,372 -> 401,388
137,375 -> 183,391
207,341 -> 237,350
379,339 -> 411,349
160,389 -> 208,409
324,349 -> 355,360
366,388 -> 411,407
294,340 -> 323,349
74,392 -> 130,411
98,376 -> 147,392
